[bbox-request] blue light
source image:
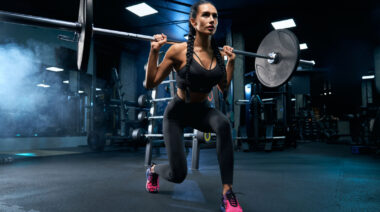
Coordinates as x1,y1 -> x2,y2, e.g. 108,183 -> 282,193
15,153 -> 36,157
16,134 -> 21,137
34,134 -> 38,137
245,84 -> 251,94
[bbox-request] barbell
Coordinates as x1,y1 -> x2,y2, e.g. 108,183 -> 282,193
0,0 -> 315,88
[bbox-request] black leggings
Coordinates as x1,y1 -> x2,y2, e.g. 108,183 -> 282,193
154,94 -> 234,185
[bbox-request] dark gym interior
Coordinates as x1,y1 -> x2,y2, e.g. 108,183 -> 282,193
0,0 -> 380,211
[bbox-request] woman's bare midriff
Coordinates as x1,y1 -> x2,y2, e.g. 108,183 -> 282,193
176,87 -> 209,103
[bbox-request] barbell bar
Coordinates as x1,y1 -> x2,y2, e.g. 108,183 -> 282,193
0,10 -> 80,31
93,26 -> 314,67
0,0 -> 314,88
92,26 -> 312,64
93,26 -> 313,65
235,98 -> 275,105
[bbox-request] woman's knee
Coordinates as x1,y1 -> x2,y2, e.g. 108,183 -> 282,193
214,117 -> 231,133
170,167 -> 187,183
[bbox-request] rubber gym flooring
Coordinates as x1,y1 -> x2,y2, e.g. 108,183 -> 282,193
0,141 -> 380,212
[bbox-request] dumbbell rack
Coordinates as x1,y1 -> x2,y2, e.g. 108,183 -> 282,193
144,71 -> 176,167
89,68 -> 148,151
112,68 -> 128,136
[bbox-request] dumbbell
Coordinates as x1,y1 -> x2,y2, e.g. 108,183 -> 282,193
137,94 -> 173,107
137,111 -> 164,122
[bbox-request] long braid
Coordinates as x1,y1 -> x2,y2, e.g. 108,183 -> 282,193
211,37 -> 229,104
184,25 -> 196,103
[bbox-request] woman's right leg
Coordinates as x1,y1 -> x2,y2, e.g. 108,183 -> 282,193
153,117 -> 188,183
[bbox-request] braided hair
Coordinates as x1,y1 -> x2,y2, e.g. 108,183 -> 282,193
185,0 -> 228,103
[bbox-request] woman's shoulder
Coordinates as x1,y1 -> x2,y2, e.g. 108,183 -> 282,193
168,42 -> 187,53
165,43 -> 187,72
166,42 -> 187,61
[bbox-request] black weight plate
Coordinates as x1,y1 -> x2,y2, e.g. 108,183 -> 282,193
132,128 -> 144,141
138,95 -> 148,107
137,111 -> 147,122
255,29 -> 300,87
77,0 -> 93,71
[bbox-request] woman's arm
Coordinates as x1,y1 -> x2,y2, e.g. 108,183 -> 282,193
144,34 -> 178,89
225,57 -> 235,88
217,45 -> 236,92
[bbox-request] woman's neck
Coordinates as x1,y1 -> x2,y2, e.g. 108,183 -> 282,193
194,32 -> 212,52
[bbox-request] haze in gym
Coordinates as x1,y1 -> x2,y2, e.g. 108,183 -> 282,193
0,0 -> 379,211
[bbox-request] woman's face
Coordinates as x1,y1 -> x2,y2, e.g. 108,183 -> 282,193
191,3 -> 218,36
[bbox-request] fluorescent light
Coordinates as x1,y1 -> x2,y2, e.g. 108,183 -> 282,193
300,43 -> 308,50
15,153 -> 36,157
271,19 -> 296,29
78,90 -> 84,94
46,67 -> 64,72
96,88 -> 102,91
362,75 -> 375,80
126,3 -> 158,17
63,80 -> 69,84
291,98 -> 296,101
37,83 -> 50,88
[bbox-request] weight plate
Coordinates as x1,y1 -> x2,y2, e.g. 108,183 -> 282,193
255,29 -> 300,88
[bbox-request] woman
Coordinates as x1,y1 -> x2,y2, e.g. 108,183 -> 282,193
144,1 -> 243,211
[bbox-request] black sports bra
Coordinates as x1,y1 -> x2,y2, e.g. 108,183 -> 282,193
175,56 -> 225,94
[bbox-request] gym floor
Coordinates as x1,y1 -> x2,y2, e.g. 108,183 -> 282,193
1,141 -> 380,212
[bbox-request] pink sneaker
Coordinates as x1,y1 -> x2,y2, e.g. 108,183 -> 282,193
145,165 -> 159,193
220,189 -> 243,212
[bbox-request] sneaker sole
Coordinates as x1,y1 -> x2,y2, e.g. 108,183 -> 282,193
146,167 -> 159,193
146,187 -> 159,193
146,182 -> 159,193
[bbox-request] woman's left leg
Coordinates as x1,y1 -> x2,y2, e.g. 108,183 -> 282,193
190,106 -> 243,211
190,106 -> 234,185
